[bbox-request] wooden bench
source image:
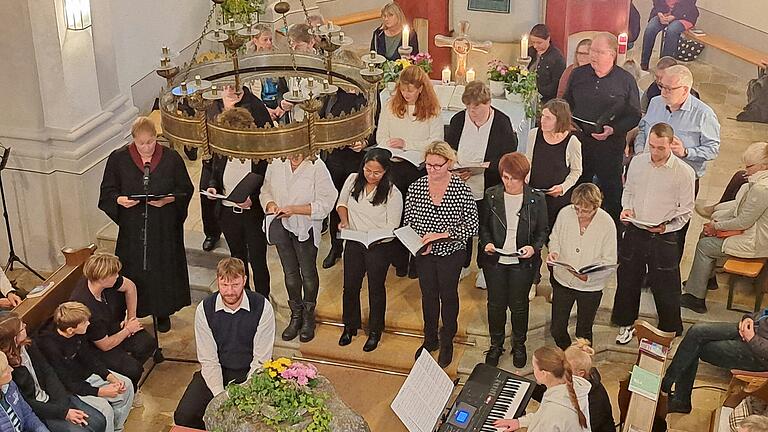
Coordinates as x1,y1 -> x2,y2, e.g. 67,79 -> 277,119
330,9 -> 380,27
710,369 -> 768,432
724,257 -> 768,313
13,244 -> 97,331
685,31 -> 767,72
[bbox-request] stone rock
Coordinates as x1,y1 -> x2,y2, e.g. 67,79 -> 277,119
204,376 -> 370,432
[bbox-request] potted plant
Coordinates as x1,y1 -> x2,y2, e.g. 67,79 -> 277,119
504,67 -> 539,119
381,53 -> 433,91
487,59 -> 510,97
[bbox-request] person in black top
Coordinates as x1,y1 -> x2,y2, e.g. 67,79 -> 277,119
69,254 -> 157,392
0,312 -> 106,432
527,24 -> 566,104
563,32 -> 641,225
37,302 -> 134,432
370,2 -> 419,61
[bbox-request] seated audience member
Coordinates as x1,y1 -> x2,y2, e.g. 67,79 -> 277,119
38,303 -> 134,432
661,309 -> 768,414
69,254 -> 157,394
556,38 -> 591,99
0,270 -> 23,310
336,149 -> 402,351
548,184 -> 616,350
248,23 -> 272,53
0,351 -> 49,432
565,339 -> 614,432
738,415 -> 768,432
246,24 -> 285,112
527,24 -> 566,104
446,81 -> 518,286
371,2 -> 419,61
260,153 -> 337,343
641,57 -> 700,112
493,346 -> 590,431
479,153 -> 548,368
0,313 -> 106,432
640,0 -> 699,71
681,142 -> 768,313
174,258 -> 275,430
613,123 -> 695,343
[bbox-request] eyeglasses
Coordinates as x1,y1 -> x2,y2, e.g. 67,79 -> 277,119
659,84 -> 685,92
573,205 -> 598,215
588,48 -> 614,56
425,160 -> 449,170
363,168 -> 385,177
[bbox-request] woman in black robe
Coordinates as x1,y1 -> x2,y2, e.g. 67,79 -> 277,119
98,116 -> 193,332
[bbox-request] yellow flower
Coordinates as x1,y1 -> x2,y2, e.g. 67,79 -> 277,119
521,69 -> 528,76
268,370 -> 277,377
395,59 -> 412,69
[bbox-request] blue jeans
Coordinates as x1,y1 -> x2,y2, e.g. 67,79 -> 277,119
44,396 -> 107,432
661,322 -> 766,404
641,16 -> 686,66
78,372 -> 134,432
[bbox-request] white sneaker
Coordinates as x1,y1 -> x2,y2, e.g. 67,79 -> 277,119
475,269 -> 487,289
528,284 -> 537,301
460,267 -> 471,281
132,389 -> 144,408
616,326 -> 636,345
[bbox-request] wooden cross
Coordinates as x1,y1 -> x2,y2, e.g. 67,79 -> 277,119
434,21 -> 492,85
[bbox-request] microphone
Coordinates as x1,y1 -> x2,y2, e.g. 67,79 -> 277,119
143,162 -> 151,188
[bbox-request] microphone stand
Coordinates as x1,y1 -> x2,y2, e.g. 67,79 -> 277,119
0,146 -> 44,280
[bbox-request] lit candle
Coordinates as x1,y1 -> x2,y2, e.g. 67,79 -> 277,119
521,34 -> 529,58
402,25 -> 410,48
442,67 -> 451,85
466,68 -> 476,82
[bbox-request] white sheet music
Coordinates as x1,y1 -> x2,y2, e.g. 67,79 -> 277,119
391,350 -> 455,432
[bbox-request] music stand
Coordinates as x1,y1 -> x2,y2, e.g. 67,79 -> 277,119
0,145 -> 45,280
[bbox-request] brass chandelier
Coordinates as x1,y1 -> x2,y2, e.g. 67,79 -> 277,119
155,0 -> 387,161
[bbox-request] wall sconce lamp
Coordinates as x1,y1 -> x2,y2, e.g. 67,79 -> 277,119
64,0 -> 92,30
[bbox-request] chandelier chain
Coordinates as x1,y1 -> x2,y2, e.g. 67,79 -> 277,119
182,3 -> 217,82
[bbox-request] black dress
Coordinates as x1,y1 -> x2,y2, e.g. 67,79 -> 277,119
98,144 -> 194,318
529,128 -> 573,229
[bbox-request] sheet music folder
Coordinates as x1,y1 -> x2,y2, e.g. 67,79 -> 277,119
127,192 -> 187,202
391,350 -> 456,432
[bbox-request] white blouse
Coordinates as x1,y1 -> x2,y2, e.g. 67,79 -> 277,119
375,103 -> 443,152
499,192 -> 523,265
549,205 -> 617,291
259,158 -> 338,247
525,128 -> 583,194
457,110 -> 494,200
337,174 -> 403,232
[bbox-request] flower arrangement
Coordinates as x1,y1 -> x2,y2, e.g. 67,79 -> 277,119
504,68 -> 540,119
222,357 -> 332,431
487,59 -> 512,82
221,0 -> 265,24
382,53 -> 434,84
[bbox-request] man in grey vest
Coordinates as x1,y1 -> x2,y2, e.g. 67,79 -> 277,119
174,257 -> 275,429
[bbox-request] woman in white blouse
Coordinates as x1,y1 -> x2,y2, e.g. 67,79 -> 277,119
547,183 -> 617,350
337,148 -> 403,352
260,153 -> 338,343
376,65 -> 442,277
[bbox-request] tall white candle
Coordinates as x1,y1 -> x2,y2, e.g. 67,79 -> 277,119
442,67 -> 451,85
402,25 -> 410,48
521,34 -> 529,58
466,68 -> 476,82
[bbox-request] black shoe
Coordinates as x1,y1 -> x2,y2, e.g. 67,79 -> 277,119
282,301 -> 303,341
395,266 -> 408,278
707,276 -> 719,290
640,63 -> 649,71
512,344 -> 527,368
667,397 -> 692,414
184,146 -> 198,161
338,327 -> 357,346
408,264 -> 418,279
322,247 -> 342,269
438,343 -> 454,368
414,340 -> 440,361
299,302 -> 317,342
484,346 -> 504,367
202,235 -> 219,252
157,316 -> 171,333
680,293 -> 707,314
363,331 -> 381,352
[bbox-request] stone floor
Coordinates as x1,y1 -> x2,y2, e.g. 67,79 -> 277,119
8,38 -> 768,432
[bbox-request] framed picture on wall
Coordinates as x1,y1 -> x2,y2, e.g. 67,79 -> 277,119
467,0 -> 511,13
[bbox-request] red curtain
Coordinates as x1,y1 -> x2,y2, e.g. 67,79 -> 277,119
396,0 -> 450,80
546,0 -> 630,54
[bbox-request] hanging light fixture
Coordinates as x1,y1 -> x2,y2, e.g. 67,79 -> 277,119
63,0 -> 92,31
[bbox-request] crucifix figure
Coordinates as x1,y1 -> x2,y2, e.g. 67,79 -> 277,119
434,21 -> 492,85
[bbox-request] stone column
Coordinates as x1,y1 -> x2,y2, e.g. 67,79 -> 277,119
0,0 -> 137,271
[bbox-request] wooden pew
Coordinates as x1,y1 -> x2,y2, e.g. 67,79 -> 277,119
13,244 -> 97,331
685,31 -> 767,72
330,8 -> 380,27
710,369 -> 768,432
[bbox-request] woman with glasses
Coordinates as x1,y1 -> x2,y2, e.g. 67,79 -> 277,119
547,183 -> 616,350
403,142 -> 478,368
370,2 -> 419,61
556,39 -> 591,99
336,149 -> 403,352
479,153 -> 549,368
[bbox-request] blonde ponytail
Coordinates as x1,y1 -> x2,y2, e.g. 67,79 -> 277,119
533,346 -> 589,429
563,358 -> 588,429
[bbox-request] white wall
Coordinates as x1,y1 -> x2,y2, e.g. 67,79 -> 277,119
696,0 -> 768,33
452,1 -> 540,43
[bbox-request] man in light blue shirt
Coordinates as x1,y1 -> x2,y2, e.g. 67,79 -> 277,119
634,64 -> 720,261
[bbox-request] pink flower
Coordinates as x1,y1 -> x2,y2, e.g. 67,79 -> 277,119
279,361 -> 318,386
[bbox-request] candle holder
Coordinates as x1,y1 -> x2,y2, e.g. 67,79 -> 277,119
398,46 -> 413,59
517,56 -> 532,69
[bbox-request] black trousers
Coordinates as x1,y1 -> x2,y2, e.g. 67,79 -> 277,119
416,250 -> 465,344
174,368 -> 248,429
220,206 -> 270,297
550,278 -> 603,350
485,262 -> 536,348
270,223 -> 319,303
325,151 -> 363,252
611,225 -> 683,334
391,161 -> 425,272
577,137 -> 625,224
199,158 -> 222,239
96,329 -> 157,389
342,241 -> 394,332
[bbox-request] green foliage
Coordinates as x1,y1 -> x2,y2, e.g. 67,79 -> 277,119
221,0 -> 265,23
221,371 -> 333,432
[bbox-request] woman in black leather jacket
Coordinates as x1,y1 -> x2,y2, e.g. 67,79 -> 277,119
478,152 -> 548,368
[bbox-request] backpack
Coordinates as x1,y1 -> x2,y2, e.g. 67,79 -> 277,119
737,69 -> 768,123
